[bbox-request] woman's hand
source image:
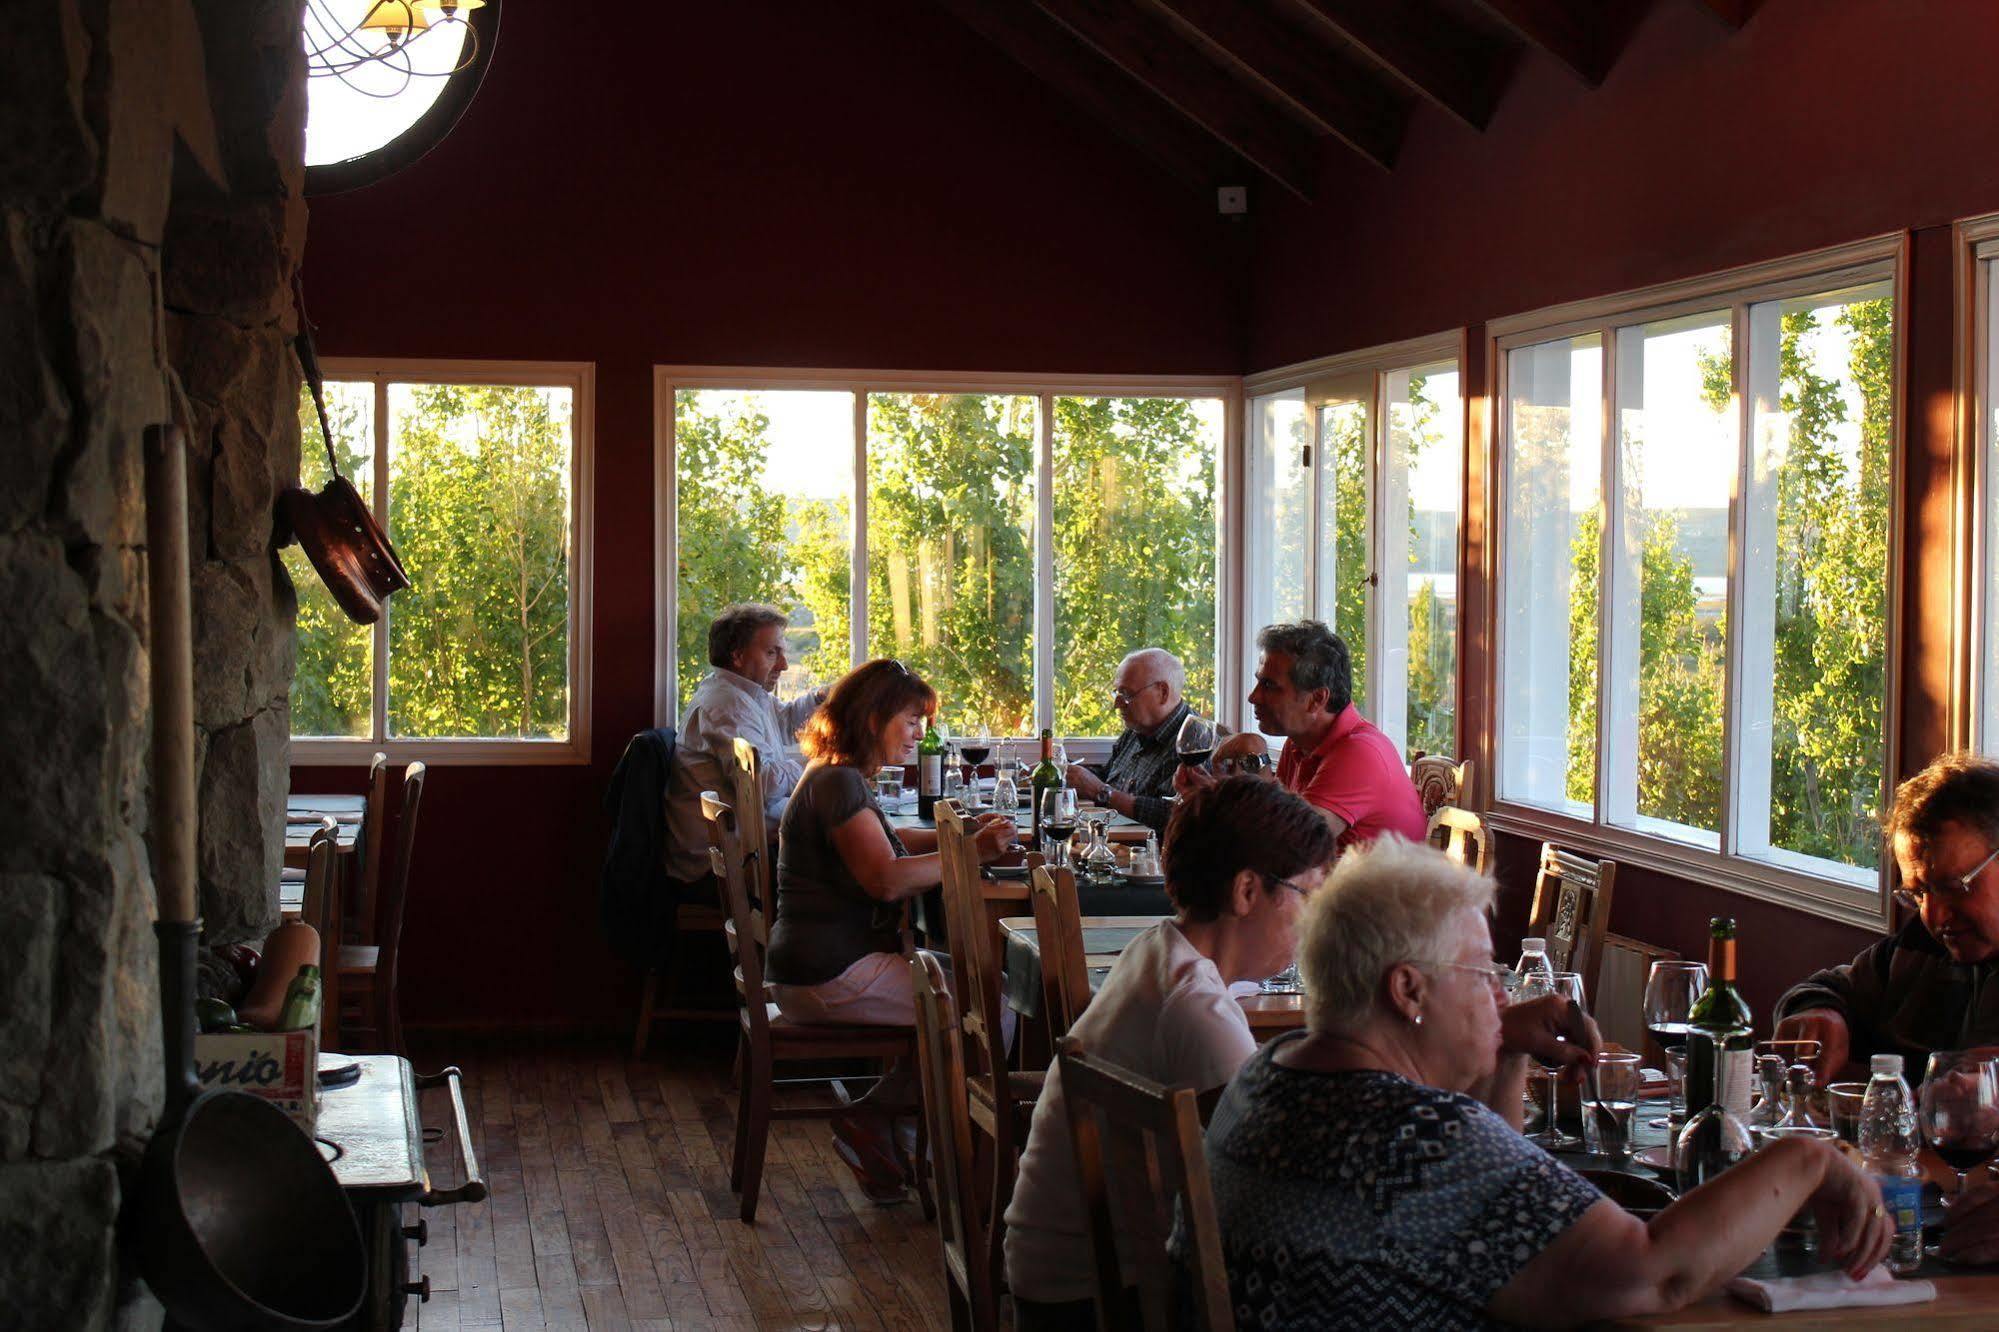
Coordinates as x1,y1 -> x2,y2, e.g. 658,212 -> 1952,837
971,813 -> 1018,862
1500,993 -> 1602,1081
1806,1145 -> 1894,1279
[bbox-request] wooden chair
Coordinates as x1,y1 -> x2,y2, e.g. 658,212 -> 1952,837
1410,754 -> 1472,820
702,789 -> 930,1224
630,901 -> 731,1058
911,951 -> 998,1331
348,751 -> 389,944
935,801 -> 1042,1303
1596,932 -> 1681,1058
728,737 -> 773,906
300,821 -> 342,1047
1529,841 -> 1618,999
1027,860 -> 1090,1041
1058,1040 -> 1234,1332
336,760 -> 425,1057
1427,804 -> 1493,878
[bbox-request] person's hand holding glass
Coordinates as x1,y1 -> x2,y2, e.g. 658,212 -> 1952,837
1522,972 -> 1588,1150
1039,787 -> 1079,868
1643,959 -> 1708,1128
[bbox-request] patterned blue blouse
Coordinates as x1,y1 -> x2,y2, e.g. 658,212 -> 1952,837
1198,1035 -> 1602,1330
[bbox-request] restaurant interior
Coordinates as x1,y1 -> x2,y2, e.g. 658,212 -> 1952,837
12,0 -> 1999,1327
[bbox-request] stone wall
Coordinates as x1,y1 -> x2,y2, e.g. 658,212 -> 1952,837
0,1 -> 304,1324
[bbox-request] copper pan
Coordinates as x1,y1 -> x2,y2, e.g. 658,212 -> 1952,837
281,276 -> 410,625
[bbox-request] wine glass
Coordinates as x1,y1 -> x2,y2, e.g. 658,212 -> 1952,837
1175,713 -> 1218,770
1523,971 -> 1587,1151
1642,960 -> 1709,1129
1039,787 -> 1079,868
962,733 -> 993,797
1920,1052 -> 1999,1203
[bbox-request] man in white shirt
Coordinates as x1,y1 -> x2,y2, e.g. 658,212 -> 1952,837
1002,779 -> 1339,1328
664,604 -> 825,885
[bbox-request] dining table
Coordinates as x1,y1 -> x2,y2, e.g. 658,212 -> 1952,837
998,915 -> 1305,1038
282,793 -> 365,920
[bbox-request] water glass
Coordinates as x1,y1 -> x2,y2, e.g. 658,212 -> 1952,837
1259,962 -> 1302,995
1583,1052 -> 1643,1160
1825,1082 -> 1868,1145
875,770 -> 904,805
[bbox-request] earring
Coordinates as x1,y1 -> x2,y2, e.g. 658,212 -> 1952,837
1412,1012 -> 1424,1027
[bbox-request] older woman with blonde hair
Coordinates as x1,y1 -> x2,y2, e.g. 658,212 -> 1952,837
1201,836 -> 1895,1330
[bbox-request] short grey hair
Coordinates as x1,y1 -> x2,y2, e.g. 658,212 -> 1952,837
708,603 -> 788,670
1256,620 -> 1351,714
1297,835 -> 1495,1036
1121,647 -> 1185,697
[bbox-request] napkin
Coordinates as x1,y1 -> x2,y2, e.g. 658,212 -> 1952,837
1725,1266 -> 1936,1313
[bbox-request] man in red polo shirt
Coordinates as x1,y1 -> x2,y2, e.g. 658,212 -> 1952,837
1181,620 -> 1426,852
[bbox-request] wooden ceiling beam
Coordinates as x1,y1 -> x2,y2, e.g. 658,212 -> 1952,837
1469,0 -> 1613,86
935,0 -> 1241,191
1287,0 -> 1514,131
1032,0 -> 1320,199
1143,0 -> 1406,171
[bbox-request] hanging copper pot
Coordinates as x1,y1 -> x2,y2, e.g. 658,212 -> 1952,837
281,276 -> 410,625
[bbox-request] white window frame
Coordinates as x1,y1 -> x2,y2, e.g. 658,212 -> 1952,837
1242,330 -> 1467,759
1485,236 -> 1907,931
1958,213 -> 1999,754
291,358 -> 596,766
652,366 -> 1242,755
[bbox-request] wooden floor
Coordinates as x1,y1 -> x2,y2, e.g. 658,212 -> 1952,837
402,1033 -> 950,1331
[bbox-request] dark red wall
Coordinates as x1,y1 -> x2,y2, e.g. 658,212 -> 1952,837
1250,0 -> 1999,1015
296,1 -> 1245,1030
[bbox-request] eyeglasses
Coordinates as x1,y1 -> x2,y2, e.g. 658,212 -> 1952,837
1259,872 -> 1309,900
1894,843 -> 1999,912
1421,959 -> 1514,993
1217,753 -> 1273,775
1110,681 -> 1163,705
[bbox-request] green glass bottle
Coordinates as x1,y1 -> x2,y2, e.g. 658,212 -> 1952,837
1030,728 -> 1061,846
276,963 -> 323,1033
1684,918 -> 1754,1118
916,720 -> 945,821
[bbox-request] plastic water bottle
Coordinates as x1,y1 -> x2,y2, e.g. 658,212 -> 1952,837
1858,1053 -> 1924,1275
1514,937 -> 1555,994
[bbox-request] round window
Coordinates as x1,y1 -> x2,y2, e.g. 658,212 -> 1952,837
303,0 -> 500,196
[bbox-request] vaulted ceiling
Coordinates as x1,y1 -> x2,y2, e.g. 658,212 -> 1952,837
940,0 -> 1753,199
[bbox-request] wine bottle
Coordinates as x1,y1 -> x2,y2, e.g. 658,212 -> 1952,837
916,721 -> 944,821
1030,728 -> 1061,846
1684,917 -> 1754,1119
1675,1028 -> 1753,1192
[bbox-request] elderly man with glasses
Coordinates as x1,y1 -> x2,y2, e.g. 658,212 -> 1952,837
1775,753 -> 1999,1086
1064,647 -> 1195,834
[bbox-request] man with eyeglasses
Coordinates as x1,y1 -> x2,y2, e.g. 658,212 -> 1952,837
1775,753 -> 1999,1086
1063,647 -> 1194,833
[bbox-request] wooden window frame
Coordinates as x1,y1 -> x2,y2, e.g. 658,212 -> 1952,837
652,366 -> 1241,752
1483,235 -> 1908,931
1242,330 -> 1470,759
290,357 -> 596,767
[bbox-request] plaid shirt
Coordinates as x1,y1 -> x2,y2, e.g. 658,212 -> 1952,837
1097,699 -> 1191,833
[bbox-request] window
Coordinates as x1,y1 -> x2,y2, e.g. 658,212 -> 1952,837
288,361 -> 592,761
660,373 -> 1230,741
303,0 -> 500,194
1965,218 -> 1999,754
1245,337 -> 1464,760
1493,241 -> 1898,912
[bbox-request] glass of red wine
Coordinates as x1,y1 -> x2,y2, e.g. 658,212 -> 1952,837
961,735 -> 992,807
1920,1051 -> 1999,1204
1175,713 -> 1217,770
1039,787 -> 1079,869
1642,960 -> 1707,1129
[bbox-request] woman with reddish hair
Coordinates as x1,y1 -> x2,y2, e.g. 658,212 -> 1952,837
767,658 -> 1015,1197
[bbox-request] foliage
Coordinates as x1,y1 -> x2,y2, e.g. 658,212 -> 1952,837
1400,372 -> 1457,758
1323,402 -> 1370,712
386,384 -> 572,738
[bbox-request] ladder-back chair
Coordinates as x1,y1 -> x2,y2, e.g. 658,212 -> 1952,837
911,951 -> 998,1331
1058,1040 -> 1234,1332
1027,860 -> 1091,1041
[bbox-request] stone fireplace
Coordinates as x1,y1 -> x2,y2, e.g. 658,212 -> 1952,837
1,0 -> 307,1322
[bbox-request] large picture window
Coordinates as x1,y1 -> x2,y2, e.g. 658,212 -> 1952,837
1493,243 -> 1898,911
662,374 -> 1229,741
288,360 -> 592,761
1245,338 -> 1464,761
